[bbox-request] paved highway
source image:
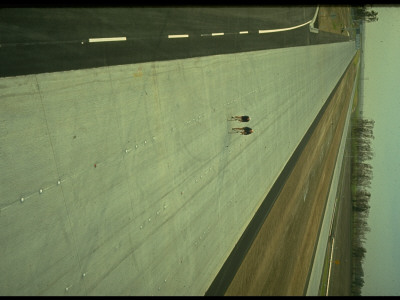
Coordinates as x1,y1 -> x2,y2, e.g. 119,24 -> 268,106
0,7 -> 355,295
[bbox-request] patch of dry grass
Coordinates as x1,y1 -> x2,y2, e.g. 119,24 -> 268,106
318,6 -> 352,36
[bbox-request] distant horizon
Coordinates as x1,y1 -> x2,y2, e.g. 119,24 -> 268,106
360,5 -> 400,296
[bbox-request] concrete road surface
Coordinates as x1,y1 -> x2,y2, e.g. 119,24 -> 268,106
0,40 -> 355,295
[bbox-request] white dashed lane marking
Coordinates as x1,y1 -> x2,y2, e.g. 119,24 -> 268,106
88,37 -> 127,43
168,34 -> 189,38
83,7 -> 318,44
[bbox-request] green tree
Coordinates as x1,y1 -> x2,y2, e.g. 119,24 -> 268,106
355,6 -> 379,22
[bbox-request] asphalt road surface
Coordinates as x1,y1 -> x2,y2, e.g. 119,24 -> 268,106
0,7 -> 349,77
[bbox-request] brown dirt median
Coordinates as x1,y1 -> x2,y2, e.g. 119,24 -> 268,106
224,48 -> 357,296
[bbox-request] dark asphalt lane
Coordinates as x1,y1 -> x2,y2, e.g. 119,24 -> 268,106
0,7 -> 316,42
0,7 -> 349,77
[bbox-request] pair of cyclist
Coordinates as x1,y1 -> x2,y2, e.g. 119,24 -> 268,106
230,115 -> 254,135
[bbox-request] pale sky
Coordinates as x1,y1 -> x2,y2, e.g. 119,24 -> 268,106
360,5 -> 400,296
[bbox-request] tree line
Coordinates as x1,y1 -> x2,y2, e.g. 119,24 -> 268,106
354,5 -> 379,23
350,118 -> 374,295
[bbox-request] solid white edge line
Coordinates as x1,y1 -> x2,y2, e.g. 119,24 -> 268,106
326,237 -> 335,295
89,37 -> 127,43
259,20 -> 312,34
168,34 -> 189,38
